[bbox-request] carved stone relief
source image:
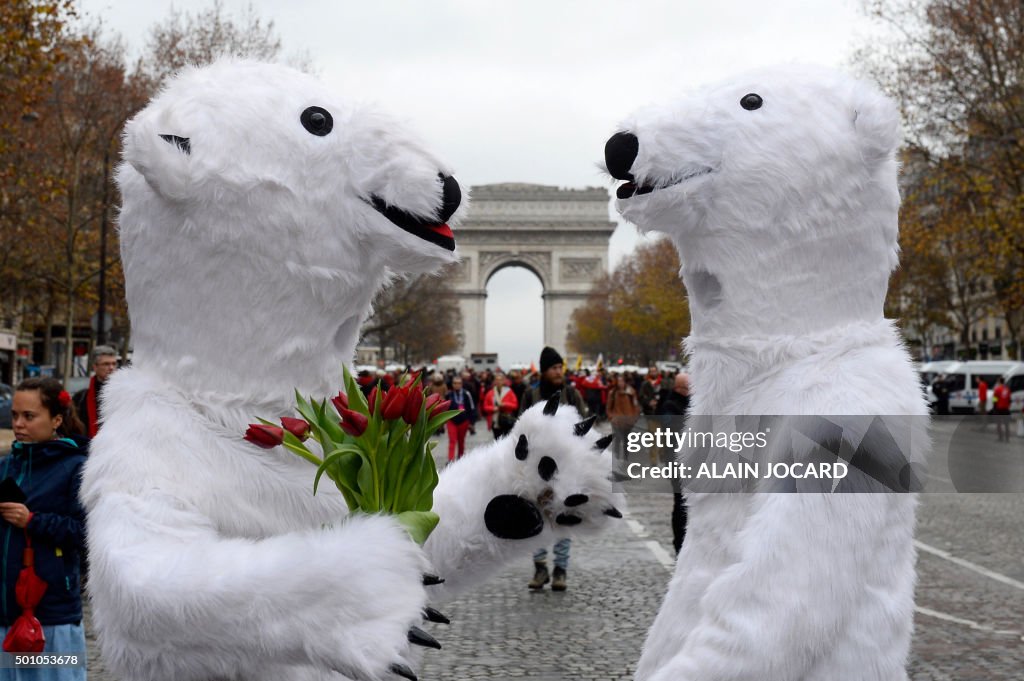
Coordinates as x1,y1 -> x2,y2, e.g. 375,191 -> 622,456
560,258 -> 602,283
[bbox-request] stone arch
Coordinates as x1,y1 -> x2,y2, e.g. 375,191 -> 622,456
481,254 -> 550,291
450,183 -> 615,358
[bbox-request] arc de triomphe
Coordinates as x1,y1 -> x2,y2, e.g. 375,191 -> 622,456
451,183 -> 616,357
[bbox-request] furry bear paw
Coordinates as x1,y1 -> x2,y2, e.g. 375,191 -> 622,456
302,518 -> 451,681
483,393 -> 624,540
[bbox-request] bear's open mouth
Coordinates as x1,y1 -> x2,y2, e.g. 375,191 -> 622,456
616,167 -> 714,200
367,196 -> 456,251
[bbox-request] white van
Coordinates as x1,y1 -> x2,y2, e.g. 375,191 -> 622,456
938,360 -> 1023,413
435,355 -> 467,373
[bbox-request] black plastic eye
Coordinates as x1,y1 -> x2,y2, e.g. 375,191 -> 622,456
740,93 -> 763,111
301,106 -> 333,136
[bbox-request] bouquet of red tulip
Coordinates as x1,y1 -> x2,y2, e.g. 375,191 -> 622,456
244,366 -> 456,544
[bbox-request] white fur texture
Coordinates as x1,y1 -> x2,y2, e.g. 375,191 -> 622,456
612,65 -> 927,681
83,60 -> 619,681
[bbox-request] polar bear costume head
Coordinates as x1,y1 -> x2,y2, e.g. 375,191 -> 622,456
607,64 -> 901,342
118,60 -> 463,408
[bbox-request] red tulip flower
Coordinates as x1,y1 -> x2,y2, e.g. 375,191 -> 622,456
244,424 -> 284,449
330,391 -> 349,414
381,386 -> 408,420
339,408 -> 368,437
403,388 -> 424,425
429,399 -> 451,419
280,417 -> 310,441
251,365 -> 455,545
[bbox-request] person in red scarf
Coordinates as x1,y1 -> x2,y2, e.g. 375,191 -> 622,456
72,345 -> 118,438
481,371 -> 519,439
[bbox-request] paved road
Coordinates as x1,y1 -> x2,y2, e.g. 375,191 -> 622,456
1,423 -> 1019,680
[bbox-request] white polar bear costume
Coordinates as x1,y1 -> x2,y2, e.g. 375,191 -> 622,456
605,65 -> 928,681
81,60 -> 622,681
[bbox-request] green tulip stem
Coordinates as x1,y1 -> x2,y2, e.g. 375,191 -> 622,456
282,440 -> 323,467
393,409 -> 426,513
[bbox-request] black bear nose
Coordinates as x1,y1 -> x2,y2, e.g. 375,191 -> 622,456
437,174 -> 461,223
605,131 -> 639,181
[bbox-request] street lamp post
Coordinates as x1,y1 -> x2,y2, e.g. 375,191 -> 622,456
96,111 -> 131,348
97,144 -> 110,346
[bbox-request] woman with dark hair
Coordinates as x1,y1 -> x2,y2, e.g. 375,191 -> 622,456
0,377 -> 87,680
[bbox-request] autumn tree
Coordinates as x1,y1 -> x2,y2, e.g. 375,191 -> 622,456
9,25 -> 150,379
567,274 -> 627,358
362,266 -> 463,365
568,239 -> 689,364
134,0 -> 310,93
884,180 -> 953,354
858,0 -> 1024,354
2,0 -> 306,383
0,0 -> 79,343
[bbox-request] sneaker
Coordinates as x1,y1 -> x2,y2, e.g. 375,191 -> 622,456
528,562 -> 550,590
551,566 -> 567,591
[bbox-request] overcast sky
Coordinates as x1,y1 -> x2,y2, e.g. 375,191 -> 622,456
78,0 -> 881,366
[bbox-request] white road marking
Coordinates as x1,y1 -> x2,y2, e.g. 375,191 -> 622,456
644,540 -> 676,572
624,512 -> 1024,639
915,540 -> 1024,591
915,606 -> 1023,639
624,515 -> 675,572
624,518 -> 648,537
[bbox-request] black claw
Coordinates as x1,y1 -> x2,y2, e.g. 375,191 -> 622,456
594,433 -> 614,451
484,494 -> 545,539
158,134 -> 191,155
565,494 -> 589,507
422,574 -> 445,586
515,434 -> 529,460
574,415 -> 597,436
538,456 -> 557,481
542,392 -> 561,415
390,662 -> 417,680
556,513 -> 583,526
423,606 -> 450,624
604,507 -> 623,518
408,625 -> 442,649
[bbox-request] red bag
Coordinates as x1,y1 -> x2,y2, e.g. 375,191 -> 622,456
2,532 -> 48,653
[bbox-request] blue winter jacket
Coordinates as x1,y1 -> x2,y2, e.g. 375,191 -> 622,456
0,436 -> 87,626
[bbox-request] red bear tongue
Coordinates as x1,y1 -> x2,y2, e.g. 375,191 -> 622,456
429,223 -> 454,239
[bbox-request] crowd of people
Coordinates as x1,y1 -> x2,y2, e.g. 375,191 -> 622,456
349,346 -> 696,592
355,358 -> 691,443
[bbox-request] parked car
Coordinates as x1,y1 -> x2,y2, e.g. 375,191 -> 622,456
0,383 -> 12,430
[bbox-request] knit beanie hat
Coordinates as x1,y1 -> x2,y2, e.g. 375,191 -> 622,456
540,346 -> 564,373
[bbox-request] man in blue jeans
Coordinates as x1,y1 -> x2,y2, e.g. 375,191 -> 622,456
529,538 -> 571,591
519,347 -> 587,592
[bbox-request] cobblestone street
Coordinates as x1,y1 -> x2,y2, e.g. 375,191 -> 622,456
17,422 -> 1022,680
